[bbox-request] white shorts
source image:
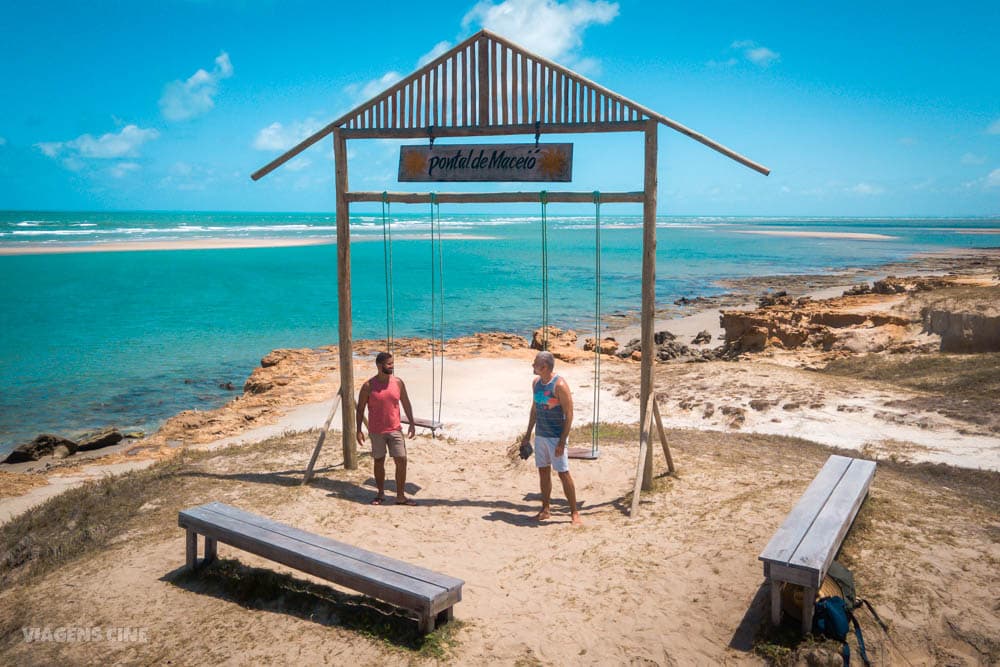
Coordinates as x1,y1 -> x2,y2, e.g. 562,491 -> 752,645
534,436 -> 569,473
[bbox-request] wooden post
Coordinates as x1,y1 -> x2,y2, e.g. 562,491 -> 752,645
652,400 -> 675,473
640,119 -> 658,490
303,388 -> 343,484
630,393 -> 656,518
334,129 -> 358,470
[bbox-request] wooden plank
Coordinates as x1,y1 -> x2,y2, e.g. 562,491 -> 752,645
500,45 -> 509,125
790,459 -> 875,576
346,191 -> 644,204
450,55 -> 457,126
477,37 -> 488,125
343,120 -> 646,140
184,503 -> 463,592
758,455 -> 852,566
179,506 -> 459,609
519,53 -> 527,123
205,537 -> 217,564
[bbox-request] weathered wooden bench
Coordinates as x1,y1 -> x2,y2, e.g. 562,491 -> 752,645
758,454 -> 876,633
178,502 -> 463,633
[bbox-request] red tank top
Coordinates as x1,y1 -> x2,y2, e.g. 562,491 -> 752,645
367,376 -> 401,434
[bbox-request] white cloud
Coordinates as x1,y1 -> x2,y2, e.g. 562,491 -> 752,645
35,124 -> 159,161
109,162 -> 141,178
0,136 -> 7,146
345,71 -> 404,104
417,41 -> 452,68
159,52 -> 234,121
729,40 -> 780,67
987,168 -> 1000,188
961,152 -> 986,165
987,118 -> 1000,134
849,183 -> 885,196
462,0 -> 619,62
253,117 -> 326,151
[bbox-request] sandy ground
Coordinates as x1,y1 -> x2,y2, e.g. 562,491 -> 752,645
1,421 -> 996,665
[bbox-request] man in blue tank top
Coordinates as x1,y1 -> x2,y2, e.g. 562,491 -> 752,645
521,351 -> 581,525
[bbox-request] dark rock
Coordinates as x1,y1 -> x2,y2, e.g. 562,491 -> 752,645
219,382 -> 236,391
77,429 -> 124,452
3,434 -> 78,464
654,330 -> 676,345
692,330 -> 712,345
843,283 -> 873,296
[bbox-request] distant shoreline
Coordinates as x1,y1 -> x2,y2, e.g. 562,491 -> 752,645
0,238 -> 334,255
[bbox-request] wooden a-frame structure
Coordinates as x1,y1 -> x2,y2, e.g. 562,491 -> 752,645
253,30 -> 769,507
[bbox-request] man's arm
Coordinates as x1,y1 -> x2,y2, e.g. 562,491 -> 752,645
356,381 -> 370,445
555,378 -> 574,453
522,402 -> 537,444
397,378 -> 417,438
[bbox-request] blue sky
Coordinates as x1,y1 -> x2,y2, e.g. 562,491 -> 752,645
1,0 -> 997,216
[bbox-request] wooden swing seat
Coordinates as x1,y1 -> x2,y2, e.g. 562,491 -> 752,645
402,415 -> 443,433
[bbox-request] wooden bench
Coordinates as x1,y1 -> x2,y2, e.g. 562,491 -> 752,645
758,454 -> 876,633
178,502 -> 463,633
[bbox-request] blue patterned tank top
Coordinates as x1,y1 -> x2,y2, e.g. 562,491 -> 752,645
533,374 -> 565,438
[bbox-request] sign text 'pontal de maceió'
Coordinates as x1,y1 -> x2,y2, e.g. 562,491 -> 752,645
398,143 -> 573,182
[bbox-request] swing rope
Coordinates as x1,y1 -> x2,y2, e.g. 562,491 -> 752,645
540,190 -> 549,350
381,191 -> 395,353
429,193 -> 445,426
591,191 -> 602,457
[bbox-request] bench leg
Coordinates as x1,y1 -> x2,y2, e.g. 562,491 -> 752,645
801,586 -> 816,635
435,607 -> 454,627
204,537 -> 217,565
418,613 -> 435,634
770,579 -> 782,626
185,529 -> 198,570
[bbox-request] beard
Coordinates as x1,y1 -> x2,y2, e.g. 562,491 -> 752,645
382,367 -> 394,374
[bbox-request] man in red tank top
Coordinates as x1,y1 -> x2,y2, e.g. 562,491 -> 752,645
356,352 -> 417,505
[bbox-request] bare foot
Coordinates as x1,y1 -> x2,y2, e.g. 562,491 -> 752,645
535,509 -> 551,521
571,512 -> 583,526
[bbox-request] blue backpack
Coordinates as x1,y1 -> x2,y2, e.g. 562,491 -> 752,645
813,562 -> 887,667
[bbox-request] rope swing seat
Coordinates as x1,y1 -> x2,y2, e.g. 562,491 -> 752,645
381,191 -> 444,437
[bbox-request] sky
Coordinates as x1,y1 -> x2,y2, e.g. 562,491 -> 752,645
1,0 -> 998,216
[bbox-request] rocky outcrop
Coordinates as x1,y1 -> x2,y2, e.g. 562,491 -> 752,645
720,296 -> 915,355
77,429 -> 124,452
530,326 -> 587,362
3,434 -> 78,464
923,309 -> 1000,352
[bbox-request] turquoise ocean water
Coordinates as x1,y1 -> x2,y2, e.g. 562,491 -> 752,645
1,210 -> 997,455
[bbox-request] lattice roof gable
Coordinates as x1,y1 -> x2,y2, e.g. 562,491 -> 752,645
334,30 -> 649,130
252,30 -> 769,180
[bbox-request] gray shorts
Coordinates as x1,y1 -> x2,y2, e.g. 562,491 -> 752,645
371,430 -> 406,459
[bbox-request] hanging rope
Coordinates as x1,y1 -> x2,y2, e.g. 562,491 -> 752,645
592,191 -> 602,457
540,190 -> 549,350
429,193 -> 445,426
381,191 -> 395,353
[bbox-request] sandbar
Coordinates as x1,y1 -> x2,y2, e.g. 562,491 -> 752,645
734,230 -> 895,240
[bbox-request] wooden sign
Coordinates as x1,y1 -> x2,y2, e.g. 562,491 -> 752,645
398,143 -> 573,182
